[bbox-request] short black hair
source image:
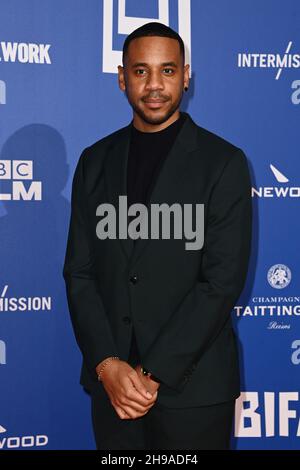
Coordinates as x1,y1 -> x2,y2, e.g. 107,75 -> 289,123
122,21 -> 185,66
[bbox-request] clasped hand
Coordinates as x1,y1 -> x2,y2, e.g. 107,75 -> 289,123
99,360 -> 160,419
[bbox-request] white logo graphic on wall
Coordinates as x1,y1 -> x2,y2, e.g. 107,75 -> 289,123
291,340 -> 300,365
0,42 -> 51,64
0,160 -> 42,201
0,80 -> 5,105
0,425 -> 48,449
291,79 -> 300,105
237,41 -> 300,80
252,164 -> 300,198
0,285 -> 51,312
235,263 -> 298,321
0,339 -> 6,364
235,392 -> 300,437
267,264 -> 291,289
102,0 -> 191,74
234,295 -> 300,321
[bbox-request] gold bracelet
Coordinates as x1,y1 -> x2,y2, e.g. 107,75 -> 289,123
97,356 -> 119,382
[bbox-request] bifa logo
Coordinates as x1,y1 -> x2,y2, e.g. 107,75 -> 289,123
0,80 -> 5,104
0,160 -> 42,201
252,163 -> 300,198
0,425 -> 48,449
0,340 -> 6,364
235,392 -> 300,437
102,0 -> 191,74
0,42 -> 51,64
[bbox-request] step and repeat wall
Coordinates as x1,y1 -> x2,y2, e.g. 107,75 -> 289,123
0,0 -> 299,450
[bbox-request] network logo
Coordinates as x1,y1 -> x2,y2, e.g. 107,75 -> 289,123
0,41 -> 51,65
267,264 -> 291,290
252,163 -> 300,198
102,0 -> 191,74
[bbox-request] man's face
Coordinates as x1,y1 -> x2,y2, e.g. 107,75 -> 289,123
118,36 -> 189,126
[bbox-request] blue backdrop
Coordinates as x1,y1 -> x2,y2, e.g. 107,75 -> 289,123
0,0 -> 299,450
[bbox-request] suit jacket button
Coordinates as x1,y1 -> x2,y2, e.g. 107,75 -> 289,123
130,274 -> 138,284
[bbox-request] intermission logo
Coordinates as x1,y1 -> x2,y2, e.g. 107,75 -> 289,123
252,164 -> 300,199
237,41 -> 300,105
0,285 -> 51,313
0,425 -> 48,449
0,160 -> 42,201
102,0 -> 191,74
0,339 -> 6,364
237,41 -> 300,80
0,41 -> 51,64
235,392 -> 300,437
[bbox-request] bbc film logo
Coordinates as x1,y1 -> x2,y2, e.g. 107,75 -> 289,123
0,160 -> 42,201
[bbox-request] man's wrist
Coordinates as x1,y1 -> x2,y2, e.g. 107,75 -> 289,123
96,356 -> 120,381
95,357 -> 110,373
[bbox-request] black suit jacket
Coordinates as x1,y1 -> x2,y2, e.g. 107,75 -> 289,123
63,111 -> 252,408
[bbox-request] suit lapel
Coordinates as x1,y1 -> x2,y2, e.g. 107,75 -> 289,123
104,111 -> 200,268
104,123 -> 134,261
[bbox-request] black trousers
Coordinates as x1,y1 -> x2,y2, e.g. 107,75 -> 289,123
90,335 -> 235,450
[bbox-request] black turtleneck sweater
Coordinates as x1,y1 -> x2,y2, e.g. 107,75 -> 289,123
126,111 -> 187,366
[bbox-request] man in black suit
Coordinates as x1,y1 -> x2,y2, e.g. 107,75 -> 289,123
63,22 -> 252,450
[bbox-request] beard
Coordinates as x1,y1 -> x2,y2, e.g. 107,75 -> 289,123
125,89 -> 183,126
